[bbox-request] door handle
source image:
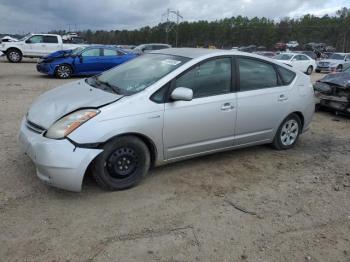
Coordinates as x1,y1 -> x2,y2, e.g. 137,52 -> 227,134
221,103 -> 234,111
278,94 -> 288,101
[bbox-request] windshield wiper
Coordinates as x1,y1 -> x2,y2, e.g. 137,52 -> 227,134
87,76 -> 122,95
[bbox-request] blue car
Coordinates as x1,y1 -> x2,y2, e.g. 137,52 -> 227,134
37,45 -> 137,79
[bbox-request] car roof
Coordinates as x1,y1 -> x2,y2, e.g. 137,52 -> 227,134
150,48 -> 230,59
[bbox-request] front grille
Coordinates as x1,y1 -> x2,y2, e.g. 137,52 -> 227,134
319,62 -> 329,67
25,120 -> 46,134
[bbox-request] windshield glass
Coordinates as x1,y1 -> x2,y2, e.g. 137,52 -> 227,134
71,47 -> 84,55
90,54 -> 190,95
274,54 -> 293,60
329,53 -> 346,60
19,34 -> 31,41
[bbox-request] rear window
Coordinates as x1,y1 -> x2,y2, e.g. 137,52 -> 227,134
43,36 -> 58,43
277,66 -> 296,85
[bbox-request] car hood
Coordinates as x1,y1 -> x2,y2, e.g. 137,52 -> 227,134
27,79 -> 123,129
318,72 -> 350,88
43,49 -> 73,59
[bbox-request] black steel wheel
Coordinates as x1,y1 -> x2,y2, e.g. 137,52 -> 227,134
92,136 -> 150,191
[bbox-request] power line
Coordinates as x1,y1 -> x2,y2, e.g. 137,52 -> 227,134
162,9 -> 183,46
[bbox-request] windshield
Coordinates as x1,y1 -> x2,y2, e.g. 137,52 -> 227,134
88,54 -> 190,95
71,47 -> 84,55
19,34 -> 31,41
274,54 -> 293,60
329,53 -> 346,60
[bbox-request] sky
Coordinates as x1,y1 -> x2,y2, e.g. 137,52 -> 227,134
0,0 -> 349,34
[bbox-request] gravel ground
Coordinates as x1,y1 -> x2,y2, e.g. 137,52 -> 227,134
0,57 -> 350,262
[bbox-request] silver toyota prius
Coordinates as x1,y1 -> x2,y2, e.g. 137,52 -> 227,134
19,48 -> 315,192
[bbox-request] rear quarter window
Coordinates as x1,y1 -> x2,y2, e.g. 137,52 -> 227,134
277,66 -> 296,85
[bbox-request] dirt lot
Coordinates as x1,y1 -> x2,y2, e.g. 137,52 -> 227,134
0,57 -> 350,262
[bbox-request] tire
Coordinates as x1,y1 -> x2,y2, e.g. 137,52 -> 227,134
306,65 -> 313,75
55,64 -> 72,79
272,114 -> 302,150
337,65 -> 343,72
315,69 -> 321,73
92,136 -> 150,191
6,49 -> 22,63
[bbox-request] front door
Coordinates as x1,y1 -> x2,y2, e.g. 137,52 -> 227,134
75,48 -> 103,75
163,57 -> 237,160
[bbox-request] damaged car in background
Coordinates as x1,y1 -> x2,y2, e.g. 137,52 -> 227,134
314,67 -> 350,114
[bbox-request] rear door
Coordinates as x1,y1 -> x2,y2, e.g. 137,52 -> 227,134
42,36 -> 61,55
234,57 -> 292,145
100,48 -> 126,70
291,55 -> 305,72
75,48 -> 103,75
163,57 -> 237,159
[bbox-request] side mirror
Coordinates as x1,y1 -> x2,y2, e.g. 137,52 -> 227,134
25,39 -> 31,44
170,87 -> 193,101
78,55 -> 83,63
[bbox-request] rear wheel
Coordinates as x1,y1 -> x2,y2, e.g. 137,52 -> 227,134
272,114 -> 302,150
315,69 -> 321,73
306,65 -> 313,75
55,64 -> 72,79
92,136 -> 150,191
337,65 -> 343,72
6,49 -> 22,63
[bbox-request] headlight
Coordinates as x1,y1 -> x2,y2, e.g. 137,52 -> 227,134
45,109 -> 99,139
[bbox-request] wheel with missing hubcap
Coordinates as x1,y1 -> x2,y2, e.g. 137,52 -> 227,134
92,136 -> 150,190
306,65 -> 313,75
272,114 -> 301,150
55,64 -> 72,79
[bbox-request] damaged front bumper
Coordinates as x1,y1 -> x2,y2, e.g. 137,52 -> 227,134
18,118 -> 102,192
315,91 -> 350,113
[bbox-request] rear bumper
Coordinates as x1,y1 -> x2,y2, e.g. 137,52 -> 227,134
18,118 -> 102,192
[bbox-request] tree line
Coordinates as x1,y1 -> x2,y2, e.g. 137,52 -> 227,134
50,7 -> 350,51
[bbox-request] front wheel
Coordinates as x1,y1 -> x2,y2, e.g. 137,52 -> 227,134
92,136 -> 150,191
272,114 -> 302,150
7,49 -> 22,63
306,66 -> 313,75
55,64 -> 72,79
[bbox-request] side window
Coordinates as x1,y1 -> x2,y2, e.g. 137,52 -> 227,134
277,65 -> 296,85
175,57 -> 231,98
82,48 -> 101,57
150,82 -> 170,103
300,55 -> 309,61
144,45 -> 153,51
28,35 -> 43,43
238,57 -> 278,91
293,55 -> 302,61
43,36 -> 58,43
103,49 -> 118,56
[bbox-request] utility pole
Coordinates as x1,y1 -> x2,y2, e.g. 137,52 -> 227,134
161,9 -> 183,46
